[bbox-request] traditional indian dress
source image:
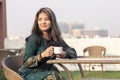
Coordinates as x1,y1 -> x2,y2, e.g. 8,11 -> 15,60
19,33 -> 77,80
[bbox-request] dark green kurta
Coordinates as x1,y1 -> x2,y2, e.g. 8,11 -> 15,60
19,33 -> 77,80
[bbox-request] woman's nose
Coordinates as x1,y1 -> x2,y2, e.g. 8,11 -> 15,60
41,19 -> 46,23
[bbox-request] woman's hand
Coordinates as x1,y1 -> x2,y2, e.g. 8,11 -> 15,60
55,51 -> 66,58
41,46 -> 54,58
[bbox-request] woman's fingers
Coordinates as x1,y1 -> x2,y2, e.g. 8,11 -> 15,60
45,46 -> 54,57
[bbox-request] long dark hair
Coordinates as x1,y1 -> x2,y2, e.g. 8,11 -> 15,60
31,7 -> 63,45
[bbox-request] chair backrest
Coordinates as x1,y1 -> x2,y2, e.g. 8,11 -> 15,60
2,56 -> 24,80
0,50 -> 15,69
19,48 -> 25,56
83,46 -> 106,57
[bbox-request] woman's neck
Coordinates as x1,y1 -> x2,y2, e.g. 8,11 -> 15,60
43,32 -> 49,40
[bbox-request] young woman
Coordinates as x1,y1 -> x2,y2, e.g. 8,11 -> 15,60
19,7 -> 77,80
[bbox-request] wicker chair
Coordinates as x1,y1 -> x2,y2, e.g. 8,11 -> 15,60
2,56 -> 24,80
0,50 -> 15,69
83,46 -> 106,76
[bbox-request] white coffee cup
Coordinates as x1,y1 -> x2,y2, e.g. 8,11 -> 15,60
54,47 -> 63,54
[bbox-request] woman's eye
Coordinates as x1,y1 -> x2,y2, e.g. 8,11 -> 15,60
38,18 -> 49,21
38,18 -> 42,21
45,18 -> 50,21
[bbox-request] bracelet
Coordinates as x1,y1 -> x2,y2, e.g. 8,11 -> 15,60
40,54 -> 42,59
37,54 -> 42,61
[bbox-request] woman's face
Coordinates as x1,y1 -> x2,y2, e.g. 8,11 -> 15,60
37,12 -> 51,32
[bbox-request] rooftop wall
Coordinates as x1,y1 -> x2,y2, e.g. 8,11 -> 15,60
64,38 -> 120,71
64,38 -> 120,56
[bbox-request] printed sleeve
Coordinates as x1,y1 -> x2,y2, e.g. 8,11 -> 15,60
23,34 -> 38,68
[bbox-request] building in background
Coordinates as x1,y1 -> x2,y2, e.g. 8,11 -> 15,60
72,23 -> 85,38
73,29 -> 81,38
72,23 -> 84,30
81,29 -> 108,38
59,22 -> 69,34
58,22 -> 108,39
97,29 -> 108,37
59,22 -> 73,39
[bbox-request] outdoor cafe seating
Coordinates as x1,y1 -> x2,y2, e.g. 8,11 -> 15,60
83,45 -> 106,76
2,55 -> 24,80
0,50 -> 15,70
2,55 -> 120,80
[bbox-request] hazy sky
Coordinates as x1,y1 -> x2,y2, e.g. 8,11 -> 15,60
6,0 -> 120,38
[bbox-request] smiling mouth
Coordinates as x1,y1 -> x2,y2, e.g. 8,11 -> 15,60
41,25 -> 47,27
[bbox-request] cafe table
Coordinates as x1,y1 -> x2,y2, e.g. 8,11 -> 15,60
47,56 -> 120,80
